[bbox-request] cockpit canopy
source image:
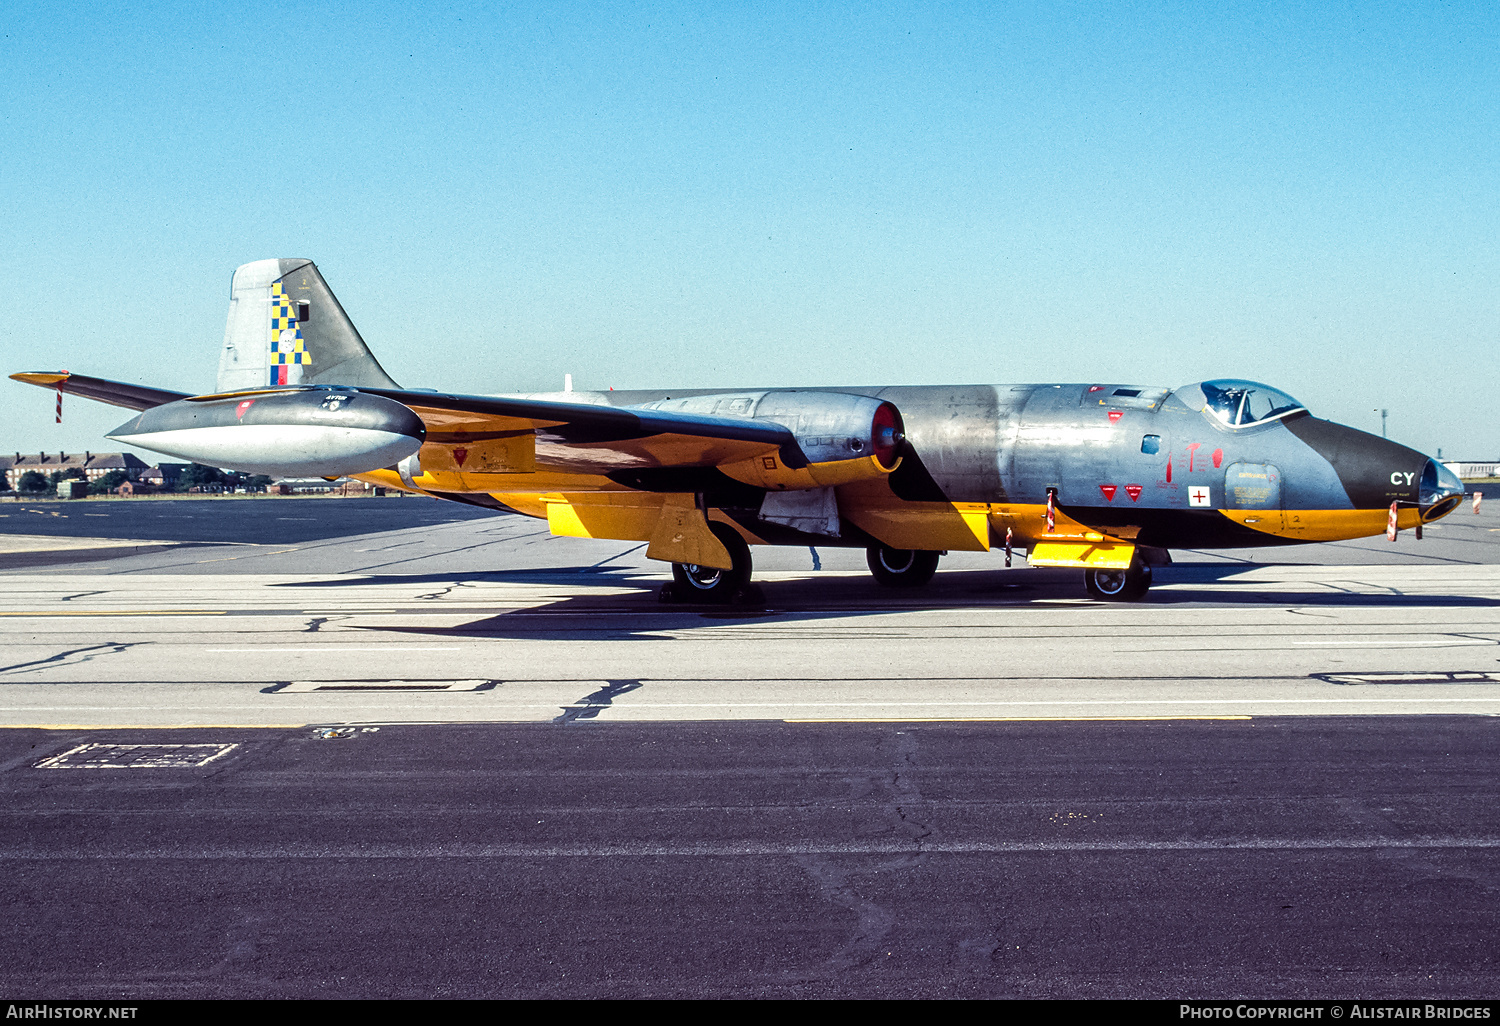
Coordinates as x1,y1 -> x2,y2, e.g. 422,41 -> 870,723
1177,379 -> 1307,428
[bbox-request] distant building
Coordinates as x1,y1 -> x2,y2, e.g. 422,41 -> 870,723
115,481 -> 158,497
138,463 -> 190,489
5,451 -> 149,491
272,476 -> 342,494
1444,461 -> 1500,481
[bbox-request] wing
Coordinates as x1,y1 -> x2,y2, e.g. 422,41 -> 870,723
10,372 -> 191,411
359,386 -> 801,473
10,372 -> 798,474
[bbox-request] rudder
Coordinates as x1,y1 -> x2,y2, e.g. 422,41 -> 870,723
217,258 -> 401,392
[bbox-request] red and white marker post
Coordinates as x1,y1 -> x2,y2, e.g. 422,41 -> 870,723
1004,527 -> 1013,568
1387,501 -> 1399,542
55,370 -> 67,424
1475,491 -> 1483,515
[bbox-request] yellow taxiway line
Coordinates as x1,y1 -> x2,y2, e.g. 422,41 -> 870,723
784,715 -> 1254,723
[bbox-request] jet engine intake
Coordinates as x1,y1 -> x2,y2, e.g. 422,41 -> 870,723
107,388 -> 425,477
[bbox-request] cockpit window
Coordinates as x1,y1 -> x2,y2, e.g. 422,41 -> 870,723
1194,380 -> 1306,428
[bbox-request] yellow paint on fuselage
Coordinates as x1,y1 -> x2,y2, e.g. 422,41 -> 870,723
1220,507 -> 1425,541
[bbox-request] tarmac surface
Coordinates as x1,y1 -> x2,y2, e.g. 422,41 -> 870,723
2,494 -> 1498,998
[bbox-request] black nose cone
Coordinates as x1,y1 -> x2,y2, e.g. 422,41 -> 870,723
1283,416 -> 1429,508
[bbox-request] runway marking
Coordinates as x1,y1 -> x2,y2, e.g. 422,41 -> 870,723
190,547 -> 301,565
35,742 -> 239,769
269,680 -> 497,693
5,837 -> 1500,858
0,610 -> 227,616
207,646 -> 461,652
1315,671 -> 1500,685
1290,637 -> 1496,647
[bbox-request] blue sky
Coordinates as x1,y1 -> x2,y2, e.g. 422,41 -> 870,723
2,2 -> 1496,460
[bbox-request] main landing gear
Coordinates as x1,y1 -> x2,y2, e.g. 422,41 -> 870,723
661,522 -> 761,605
1084,559 -> 1153,601
866,545 -> 941,587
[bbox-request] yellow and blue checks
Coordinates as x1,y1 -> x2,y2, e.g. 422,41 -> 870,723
269,280 -> 308,385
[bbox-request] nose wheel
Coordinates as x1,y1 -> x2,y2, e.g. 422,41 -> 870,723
1084,561 -> 1152,601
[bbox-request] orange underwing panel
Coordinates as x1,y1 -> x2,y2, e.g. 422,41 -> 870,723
555,433 -> 781,470
542,491 -> 668,542
1027,540 -> 1136,569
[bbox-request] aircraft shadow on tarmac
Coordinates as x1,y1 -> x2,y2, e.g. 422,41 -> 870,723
308,564 -> 1500,643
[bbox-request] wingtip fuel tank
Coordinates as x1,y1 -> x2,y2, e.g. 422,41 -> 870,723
107,389 -> 425,477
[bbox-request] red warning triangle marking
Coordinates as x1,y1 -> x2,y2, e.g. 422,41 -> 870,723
453,447 -> 469,467
235,400 -> 255,420
1100,485 -> 1117,501
1107,410 -> 1123,423
1125,484 -> 1143,501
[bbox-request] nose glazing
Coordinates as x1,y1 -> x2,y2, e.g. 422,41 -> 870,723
1419,459 -> 1464,521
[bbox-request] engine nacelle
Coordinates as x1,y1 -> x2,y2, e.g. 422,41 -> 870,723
636,391 -> 904,490
107,389 -> 425,477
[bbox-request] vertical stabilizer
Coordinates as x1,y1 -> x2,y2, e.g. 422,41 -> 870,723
216,259 -> 401,393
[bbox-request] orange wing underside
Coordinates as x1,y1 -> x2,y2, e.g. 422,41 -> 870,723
403,404 -> 782,474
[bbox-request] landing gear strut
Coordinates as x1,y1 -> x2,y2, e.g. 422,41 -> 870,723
663,522 -> 757,605
866,545 -> 941,587
1084,559 -> 1152,601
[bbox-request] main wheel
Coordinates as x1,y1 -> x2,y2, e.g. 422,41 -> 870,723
1084,561 -> 1152,601
671,522 -> 752,604
866,545 -> 941,587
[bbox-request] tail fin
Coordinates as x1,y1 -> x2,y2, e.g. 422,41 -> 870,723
216,259 -> 401,392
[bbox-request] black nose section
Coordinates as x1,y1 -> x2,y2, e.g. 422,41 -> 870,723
1282,415 -> 1429,508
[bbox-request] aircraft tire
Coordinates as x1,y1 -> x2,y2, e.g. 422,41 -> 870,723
1084,561 -> 1152,602
670,523 -> 753,604
866,546 -> 941,587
